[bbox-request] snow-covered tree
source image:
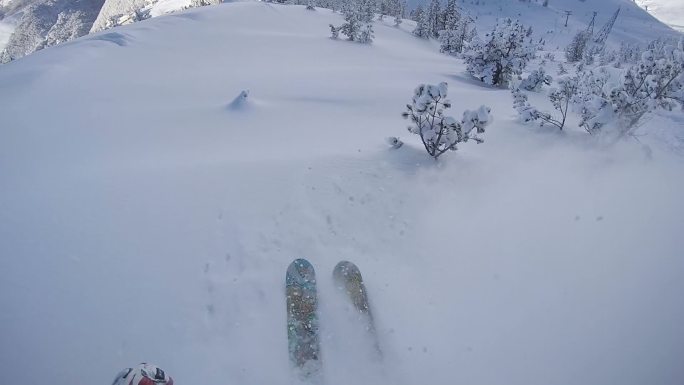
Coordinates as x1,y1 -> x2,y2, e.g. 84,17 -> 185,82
511,88 -> 538,123
464,18 -> 538,86
438,1 -> 477,56
615,42 -> 641,67
412,4 -> 431,38
410,4 -> 423,22
358,22 -> 374,43
429,0 -> 443,38
402,82 -> 491,159
442,0 -> 460,31
332,0 -> 375,43
599,49 -> 617,66
565,30 -> 589,63
520,67 -> 552,91
394,10 -> 402,27
380,0 -> 402,26
377,0 -> 390,20
329,23 -> 340,38
412,0 -> 442,38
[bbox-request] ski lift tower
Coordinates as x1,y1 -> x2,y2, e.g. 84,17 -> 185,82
594,7 -> 620,45
564,10 -> 572,27
586,11 -> 597,35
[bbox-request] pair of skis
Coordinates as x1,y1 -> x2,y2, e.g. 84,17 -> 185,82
286,259 -> 379,383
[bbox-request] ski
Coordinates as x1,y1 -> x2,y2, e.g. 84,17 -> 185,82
332,260 -> 382,359
286,258 -> 322,383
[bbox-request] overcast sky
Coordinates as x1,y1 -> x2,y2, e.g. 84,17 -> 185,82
636,0 -> 684,30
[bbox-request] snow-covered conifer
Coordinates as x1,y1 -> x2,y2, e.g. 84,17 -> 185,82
429,0 -> 443,38
358,0 -> 376,24
401,82 -> 491,159
464,19 -> 538,86
329,24 -> 339,39
565,30 -> 589,63
411,4 -> 423,22
383,0 -> 402,25
358,22 -> 374,43
511,88 -> 539,123
599,49 -> 616,66
334,0 -> 375,43
412,5 -> 431,38
377,0 -> 389,20
616,42 -> 641,66
439,0 -> 476,55
442,0 -> 459,31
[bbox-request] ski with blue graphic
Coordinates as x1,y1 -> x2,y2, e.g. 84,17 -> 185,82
286,259 -> 322,383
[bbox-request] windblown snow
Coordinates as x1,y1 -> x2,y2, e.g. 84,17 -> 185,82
0,3 -> 683,385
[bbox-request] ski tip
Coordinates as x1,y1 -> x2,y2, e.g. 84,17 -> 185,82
333,260 -> 359,273
289,258 -> 314,270
332,260 -> 363,282
286,258 -> 316,285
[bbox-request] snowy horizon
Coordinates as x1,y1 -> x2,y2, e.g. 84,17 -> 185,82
636,0 -> 684,31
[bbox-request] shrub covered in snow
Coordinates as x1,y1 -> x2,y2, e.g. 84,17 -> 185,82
386,136 -> 404,148
514,41 -> 684,138
512,76 -> 577,131
520,67 -> 552,92
574,46 -> 683,136
402,82 -> 491,159
464,18 -> 538,86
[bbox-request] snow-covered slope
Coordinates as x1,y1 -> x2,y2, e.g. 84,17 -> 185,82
637,0 -> 684,32
452,0 -> 681,48
1,3 -> 683,385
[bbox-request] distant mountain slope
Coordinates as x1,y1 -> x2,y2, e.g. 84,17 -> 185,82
636,0 -> 684,32
451,0 -> 680,48
0,0 -> 104,62
88,0 -> 199,33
